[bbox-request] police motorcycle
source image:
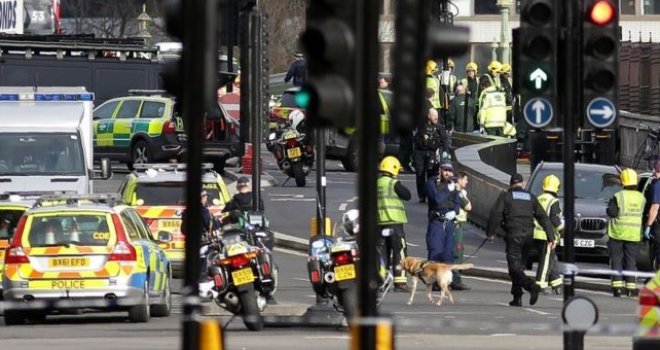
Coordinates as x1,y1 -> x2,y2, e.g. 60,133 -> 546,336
306,210 -> 393,318
266,110 -> 314,187
198,211 -> 277,331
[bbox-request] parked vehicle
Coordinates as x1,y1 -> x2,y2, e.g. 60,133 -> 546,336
632,269 -> 660,350
267,125 -> 314,187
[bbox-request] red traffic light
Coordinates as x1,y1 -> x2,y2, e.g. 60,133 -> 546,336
589,0 -> 615,26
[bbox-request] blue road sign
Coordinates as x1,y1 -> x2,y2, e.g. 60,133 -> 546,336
586,97 -> 616,128
523,98 -> 553,128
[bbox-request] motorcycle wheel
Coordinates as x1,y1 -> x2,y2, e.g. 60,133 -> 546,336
239,286 -> 264,331
337,286 -> 357,319
292,162 -> 306,187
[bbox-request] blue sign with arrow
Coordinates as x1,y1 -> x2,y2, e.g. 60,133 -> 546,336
523,98 -> 553,128
586,97 -> 616,128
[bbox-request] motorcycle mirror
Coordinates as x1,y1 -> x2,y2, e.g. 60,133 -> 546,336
268,133 -> 277,141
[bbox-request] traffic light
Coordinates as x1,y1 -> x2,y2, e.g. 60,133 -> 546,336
161,0 -> 184,115
297,0 -> 356,128
582,0 -> 618,129
517,0 -> 558,129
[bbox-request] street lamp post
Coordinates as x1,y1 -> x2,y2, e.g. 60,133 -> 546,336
497,0 -> 513,64
491,39 -> 499,61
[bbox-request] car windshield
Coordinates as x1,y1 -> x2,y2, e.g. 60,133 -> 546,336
26,214 -> 112,247
0,208 -> 26,240
136,181 -> 222,206
279,92 -> 300,108
0,133 -> 85,176
529,167 -> 622,200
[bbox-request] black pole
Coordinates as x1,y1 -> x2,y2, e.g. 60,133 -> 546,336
239,3 -> 253,158
226,0 -> 235,93
182,1 -> 218,349
251,11 -> 262,212
316,128 -> 326,236
562,1 -> 578,349
462,90 -> 469,132
356,0 -> 380,348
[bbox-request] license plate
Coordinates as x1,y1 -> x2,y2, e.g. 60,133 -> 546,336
287,147 -> 302,158
334,264 -> 356,282
232,267 -> 255,286
48,257 -> 90,268
559,239 -> 595,248
159,220 -> 180,229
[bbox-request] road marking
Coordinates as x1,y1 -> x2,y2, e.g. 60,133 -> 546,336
523,308 -> 551,316
271,198 -> 316,202
304,335 -> 350,340
406,242 -> 420,247
268,194 -> 304,198
339,203 -> 348,211
347,196 -> 358,203
292,277 -> 309,282
495,260 -> 508,264
274,247 -> 308,257
489,333 -> 517,337
393,311 -> 482,315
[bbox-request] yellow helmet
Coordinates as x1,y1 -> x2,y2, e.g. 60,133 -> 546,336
542,174 -> 561,193
426,60 -> 438,75
466,62 -> 478,72
488,60 -> 502,74
448,59 -> 455,69
501,63 -> 511,74
620,168 -> 638,187
379,156 -> 402,177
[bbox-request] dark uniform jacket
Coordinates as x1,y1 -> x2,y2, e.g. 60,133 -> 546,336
223,192 -> 265,213
447,95 -> 476,132
285,60 -> 307,87
426,176 -> 461,218
486,186 -> 555,241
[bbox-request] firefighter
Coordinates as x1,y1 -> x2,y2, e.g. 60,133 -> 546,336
607,168 -> 646,297
478,60 -> 502,99
533,175 -> 564,294
500,63 -> 514,123
426,60 -> 443,115
478,78 -> 507,136
461,62 -> 479,130
447,59 -> 458,94
486,173 -> 555,307
503,122 -> 517,139
377,156 -> 412,292
425,161 -> 461,263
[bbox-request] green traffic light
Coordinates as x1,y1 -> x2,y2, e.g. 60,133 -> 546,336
295,89 -> 312,109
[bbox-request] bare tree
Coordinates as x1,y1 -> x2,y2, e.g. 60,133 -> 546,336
62,0 -> 163,38
260,0 -> 306,73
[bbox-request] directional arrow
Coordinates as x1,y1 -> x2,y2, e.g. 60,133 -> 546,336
532,99 -> 546,125
529,68 -> 548,90
590,105 -> 614,120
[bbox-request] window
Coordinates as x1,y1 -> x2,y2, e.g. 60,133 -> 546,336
26,214 -> 111,247
126,209 -> 153,241
135,181 -> 223,206
116,100 -> 141,119
529,168 -> 621,200
643,0 -> 660,14
94,101 -> 118,120
0,133 -> 85,176
621,0 -> 636,14
120,211 -> 141,241
140,101 -> 166,119
475,0 -> 499,14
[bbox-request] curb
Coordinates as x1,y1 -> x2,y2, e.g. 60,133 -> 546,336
272,231 -> 612,293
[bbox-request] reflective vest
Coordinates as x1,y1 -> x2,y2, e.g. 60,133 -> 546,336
377,176 -> 407,225
426,75 -> 442,109
608,190 -> 645,242
478,86 -> 507,128
533,193 -> 561,240
378,92 -> 390,135
503,122 -> 517,138
456,189 -> 470,223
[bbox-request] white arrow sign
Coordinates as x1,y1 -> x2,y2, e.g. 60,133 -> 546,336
532,99 -> 546,125
530,68 -> 548,90
590,105 -> 615,120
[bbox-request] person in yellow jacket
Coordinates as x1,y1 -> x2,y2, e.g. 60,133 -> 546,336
447,59 -> 458,95
500,63 -> 514,123
533,175 -> 564,294
606,168 -> 646,297
377,156 -> 412,292
426,60 -> 443,113
478,78 -> 507,136
503,122 -> 517,138
478,61 -> 502,99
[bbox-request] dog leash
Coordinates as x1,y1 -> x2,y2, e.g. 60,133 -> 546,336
462,237 -> 489,263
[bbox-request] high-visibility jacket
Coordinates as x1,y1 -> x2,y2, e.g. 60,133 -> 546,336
478,86 -> 507,128
377,176 -> 407,225
608,189 -> 645,242
534,193 -> 563,240
456,189 -> 470,223
426,75 -> 442,109
504,122 -> 517,138
378,91 -> 390,135
449,74 -> 457,93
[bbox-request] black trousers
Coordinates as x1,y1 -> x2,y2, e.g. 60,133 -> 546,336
398,132 -> 414,170
506,234 -> 536,298
380,224 -> 408,285
413,149 -> 434,201
653,223 -> 660,266
608,238 -> 641,291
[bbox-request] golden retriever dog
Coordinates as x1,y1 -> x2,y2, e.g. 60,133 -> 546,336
402,256 -> 474,306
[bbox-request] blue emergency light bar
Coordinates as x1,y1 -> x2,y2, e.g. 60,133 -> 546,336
0,93 -> 94,101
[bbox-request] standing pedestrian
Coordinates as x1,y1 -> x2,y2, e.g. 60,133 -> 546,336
414,105 -> 442,203
451,171 -> 472,291
643,160 -> 660,272
487,173 -> 556,307
377,156 -> 412,292
607,168 -> 646,297
533,175 -> 564,294
447,85 -> 475,132
477,78 -> 507,136
426,60 -> 443,116
284,52 -> 307,87
425,161 -> 461,263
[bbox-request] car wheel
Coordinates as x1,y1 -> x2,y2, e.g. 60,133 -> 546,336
341,139 -> 359,172
4,310 -> 27,326
151,274 -> 172,317
129,280 -> 151,323
131,140 -> 152,168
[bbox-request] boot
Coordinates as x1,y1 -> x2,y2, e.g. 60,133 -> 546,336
626,289 -> 637,298
450,282 -> 471,291
612,288 -> 622,297
509,297 -> 522,307
529,284 -> 541,306
394,283 -> 410,293
552,287 -> 563,295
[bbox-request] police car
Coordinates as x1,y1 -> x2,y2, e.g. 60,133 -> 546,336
2,194 -> 172,324
118,163 -> 231,277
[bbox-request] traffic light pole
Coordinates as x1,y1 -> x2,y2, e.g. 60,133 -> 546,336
181,0 -> 219,349
316,128 -> 326,236
250,11 -> 263,212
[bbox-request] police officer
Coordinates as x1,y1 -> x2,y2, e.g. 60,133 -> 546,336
533,175 -> 564,294
414,107 -> 447,203
223,176 -> 265,213
486,173 -> 555,307
425,161 -> 461,263
478,78 -> 507,136
377,156 -> 412,292
181,190 -> 215,282
643,160 -> 660,271
607,168 -> 646,297
284,52 -> 307,87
